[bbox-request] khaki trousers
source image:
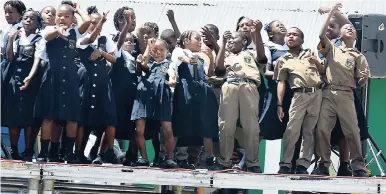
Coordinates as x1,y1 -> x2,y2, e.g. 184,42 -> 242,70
217,82 -> 260,168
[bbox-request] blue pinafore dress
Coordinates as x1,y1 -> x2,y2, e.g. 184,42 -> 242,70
109,50 -> 138,139
34,29 -> 81,122
131,60 -> 173,122
2,35 -> 42,128
172,54 -> 219,139
259,47 -> 293,140
77,36 -> 117,129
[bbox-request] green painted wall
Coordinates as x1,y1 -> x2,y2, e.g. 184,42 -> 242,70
367,78 -> 386,175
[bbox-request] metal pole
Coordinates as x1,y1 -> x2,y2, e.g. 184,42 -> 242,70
27,179 -> 40,194
42,179 -> 54,194
367,139 -> 385,176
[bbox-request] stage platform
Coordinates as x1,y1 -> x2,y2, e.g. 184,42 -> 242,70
1,160 -> 386,193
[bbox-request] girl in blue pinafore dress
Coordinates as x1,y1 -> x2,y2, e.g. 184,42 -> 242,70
1,1 -> 25,123
2,9 -> 42,161
170,30 -> 219,168
131,38 -> 178,168
33,4 -> 91,163
77,6 -> 119,164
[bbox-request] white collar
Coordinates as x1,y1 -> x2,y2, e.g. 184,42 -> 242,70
152,59 -> 169,64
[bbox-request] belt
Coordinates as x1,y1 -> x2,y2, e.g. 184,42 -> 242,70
226,77 -> 255,84
325,85 -> 353,91
293,86 -> 320,93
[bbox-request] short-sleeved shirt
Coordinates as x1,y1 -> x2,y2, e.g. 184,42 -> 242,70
264,41 -> 289,65
224,50 -> 261,85
12,28 -> 45,59
318,40 -> 369,88
77,33 -> 117,54
40,25 -> 85,61
274,49 -> 322,89
169,47 -> 210,76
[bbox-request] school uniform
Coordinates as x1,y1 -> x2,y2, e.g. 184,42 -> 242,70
314,40 -> 368,177
259,41 -> 292,140
274,49 -> 323,173
319,39 -> 369,146
109,49 -> 137,139
34,26 -> 84,123
2,29 -> 44,128
77,34 -> 117,129
170,48 -> 218,139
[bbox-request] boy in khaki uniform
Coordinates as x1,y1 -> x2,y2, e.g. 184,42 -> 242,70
313,4 -> 370,177
274,27 -> 324,174
211,20 -> 267,173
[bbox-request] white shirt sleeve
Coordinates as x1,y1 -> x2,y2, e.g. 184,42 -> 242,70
264,46 -> 272,65
115,48 -> 122,58
76,33 -> 90,50
74,26 -> 85,39
12,40 -> 17,53
34,38 -> 45,59
105,37 -> 116,53
168,47 -> 185,73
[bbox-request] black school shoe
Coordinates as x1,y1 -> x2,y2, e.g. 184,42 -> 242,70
92,154 -> 103,164
294,165 -> 309,175
176,159 -> 195,169
247,166 -> 262,173
103,148 -> 120,164
163,159 -> 179,169
64,153 -> 81,164
22,149 -> 34,162
278,166 -> 292,174
37,153 -> 48,163
135,158 -> 150,166
76,151 -> 91,164
337,162 -> 352,176
48,150 -> 63,163
209,163 -> 228,171
311,165 -> 329,176
353,169 -> 369,177
122,152 -> 137,166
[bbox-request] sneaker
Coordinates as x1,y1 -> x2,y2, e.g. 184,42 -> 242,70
337,162 -> 352,176
209,163 -> 227,171
247,166 -> 262,173
278,166 -> 292,174
103,148 -> 120,164
164,159 -> 179,169
135,158 -> 150,166
311,165 -> 329,176
22,149 -> 34,162
92,154 -> 103,164
176,159 -> 195,169
353,169 -> 369,177
294,165 -> 309,175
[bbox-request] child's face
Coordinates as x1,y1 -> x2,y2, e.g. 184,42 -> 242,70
56,5 -> 74,27
164,35 -> 177,51
151,40 -> 168,62
237,18 -> 253,35
89,13 -> 102,32
120,9 -> 136,32
227,32 -> 245,53
41,7 -> 56,27
185,32 -> 202,52
123,33 -> 135,53
4,5 -> 21,24
340,24 -> 357,41
326,20 -> 341,40
22,11 -> 39,32
269,21 -> 287,39
285,28 -> 303,48
141,25 -> 156,43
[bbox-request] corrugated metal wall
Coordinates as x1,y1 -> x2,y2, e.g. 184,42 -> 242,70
1,0 -> 385,50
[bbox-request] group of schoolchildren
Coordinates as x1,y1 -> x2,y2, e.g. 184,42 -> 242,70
1,0 -> 371,178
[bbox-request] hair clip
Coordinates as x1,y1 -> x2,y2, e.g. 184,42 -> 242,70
264,24 -> 270,32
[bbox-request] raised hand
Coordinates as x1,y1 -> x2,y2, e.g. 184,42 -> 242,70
251,20 -> 263,34
166,10 -> 175,21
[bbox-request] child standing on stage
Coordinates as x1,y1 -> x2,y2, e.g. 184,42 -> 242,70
2,8 -> 43,161
76,6 -> 119,164
131,38 -> 178,168
33,3 -> 90,163
169,30 -> 218,168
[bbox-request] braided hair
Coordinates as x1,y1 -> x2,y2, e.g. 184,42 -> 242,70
176,30 -> 195,49
61,0 -> 75,7
87,5 -> 99,15
264,20 -> 280,41
144,22 -> 159,38
113,6 -> 134,31
3,0 -> 26,16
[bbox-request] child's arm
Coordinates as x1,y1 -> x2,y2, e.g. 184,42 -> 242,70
75,5 -> 91,35
251,20 -> 267,68
166,10 -> 181,38
116,10 -> 132,51
80,11 -> 109,45
319,3 -> 341,53
20,38 -> 46,90
215,31 -> 231,74
201,26 -> 219,54
100,51 -> 116,64
201,49 -> 215,77
356,55 -> 370,87
309,51 -> 325,75
319,5 -> 352,26
6,30 -> 18,61
136,39 -> 153,73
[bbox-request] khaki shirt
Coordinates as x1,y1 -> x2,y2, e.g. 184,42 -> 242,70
225,50 -> 261,86
274,49 -> 322,89
318,40 -> 369,88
